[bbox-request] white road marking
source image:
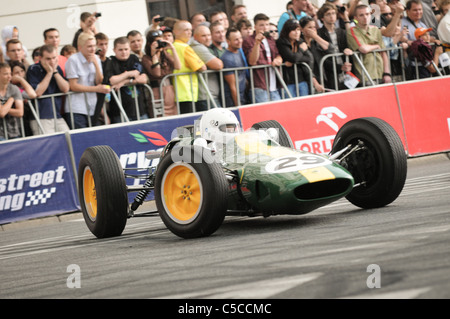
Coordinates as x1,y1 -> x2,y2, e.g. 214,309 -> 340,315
156,273 -> 323,299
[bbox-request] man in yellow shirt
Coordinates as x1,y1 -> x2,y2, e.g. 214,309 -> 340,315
172,20 -> 206,114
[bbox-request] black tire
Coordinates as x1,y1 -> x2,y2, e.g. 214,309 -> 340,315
154,145 -> 228,239
251,120 -> 294,148
331,117 -> 407,209
78,146 -> 128,238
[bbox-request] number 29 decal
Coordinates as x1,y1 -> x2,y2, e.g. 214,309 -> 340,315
265,154 -> 331,174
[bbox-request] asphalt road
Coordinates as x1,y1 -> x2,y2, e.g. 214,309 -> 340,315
1,154 -> 449,301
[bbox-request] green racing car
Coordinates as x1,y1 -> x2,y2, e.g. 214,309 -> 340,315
78,108 -> 407,239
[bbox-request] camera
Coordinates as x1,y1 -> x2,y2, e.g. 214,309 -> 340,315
337,6 -> 346,13
157,40 -> 167,49
154,16 -> 165,22
263,31 -> 271,37
95,12 -> 102,18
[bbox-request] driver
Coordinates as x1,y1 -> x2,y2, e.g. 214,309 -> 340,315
196,108 -> 241,144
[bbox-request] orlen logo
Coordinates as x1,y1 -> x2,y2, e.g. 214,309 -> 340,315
295,107 -> 347,154
316,107 -> 347,132
129,130 -> 168,146
0,166 -> 66,212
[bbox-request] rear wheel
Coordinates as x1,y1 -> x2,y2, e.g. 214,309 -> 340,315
251,120 -> 294,148
331,117 -> 407,208
78,146 -> 128,238
154,145 -> 228,238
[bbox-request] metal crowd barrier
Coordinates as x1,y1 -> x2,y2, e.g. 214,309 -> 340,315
348,45 -> 445,87
159,62 -> 315,114
110,83 -> 157,122
1,48 -> 448,142
0,116 -> 25,141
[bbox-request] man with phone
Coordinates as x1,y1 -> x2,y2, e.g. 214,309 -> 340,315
242,13 -> 283,103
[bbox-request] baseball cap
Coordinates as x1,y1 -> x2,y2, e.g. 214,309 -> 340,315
160,26 -> 173,33
415,27 -> 432,39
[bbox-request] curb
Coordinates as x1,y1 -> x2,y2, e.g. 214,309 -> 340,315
1,212 -> 83,232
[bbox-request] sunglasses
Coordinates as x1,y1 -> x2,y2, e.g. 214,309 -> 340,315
149,30 -> 163,37
269,30 -> 278,33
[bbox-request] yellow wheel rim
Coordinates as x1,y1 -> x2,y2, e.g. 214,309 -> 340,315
83,167 -> 97,221
161,163 -> 202,224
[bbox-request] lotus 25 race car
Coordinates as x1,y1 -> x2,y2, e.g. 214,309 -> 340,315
78,108 -> 407,239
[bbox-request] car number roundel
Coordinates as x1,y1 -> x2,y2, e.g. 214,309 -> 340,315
265,154 -> 331,174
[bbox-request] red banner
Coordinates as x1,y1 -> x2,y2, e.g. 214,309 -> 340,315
239,85 -> 406,154
395,77 -> 450,156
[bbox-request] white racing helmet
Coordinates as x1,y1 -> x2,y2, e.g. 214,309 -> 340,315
198,108 -> 241,144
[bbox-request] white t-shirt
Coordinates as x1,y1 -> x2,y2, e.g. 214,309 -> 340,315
64,52 -> 102,115
262,38 -> 276,92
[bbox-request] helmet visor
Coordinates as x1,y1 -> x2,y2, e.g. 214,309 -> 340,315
219,123 -> 240,133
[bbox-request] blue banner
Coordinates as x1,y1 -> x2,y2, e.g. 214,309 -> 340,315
0,134 -> 79,224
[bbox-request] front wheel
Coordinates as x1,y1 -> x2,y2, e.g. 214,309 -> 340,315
154,145 -> 228,238
331,117 -> 407,209
78,146 -> 128,238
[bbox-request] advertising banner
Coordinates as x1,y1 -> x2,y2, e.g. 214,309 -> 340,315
395,77 -> 450,156
0,134 -> 79,224
238,85 -> 406,155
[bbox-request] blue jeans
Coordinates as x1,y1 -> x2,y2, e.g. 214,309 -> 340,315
285,81 -> 309,98
64,113 -> 95,129
253,88 -> 281,103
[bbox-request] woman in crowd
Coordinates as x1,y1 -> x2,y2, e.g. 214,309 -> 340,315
300,16 -> 337,93
276,19 -> 314,97
142,29 -> 181,117
9,61 -> 37,137
10,61 -> 36,100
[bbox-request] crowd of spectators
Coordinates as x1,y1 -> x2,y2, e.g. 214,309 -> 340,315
1,0 -> 450,141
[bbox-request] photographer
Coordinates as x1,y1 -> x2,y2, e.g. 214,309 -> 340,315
277,0 -> 315,32
326,0 -> 352,30
72,12 -> 100,50
317,3 -> 354,90
142,29 -> 181,116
